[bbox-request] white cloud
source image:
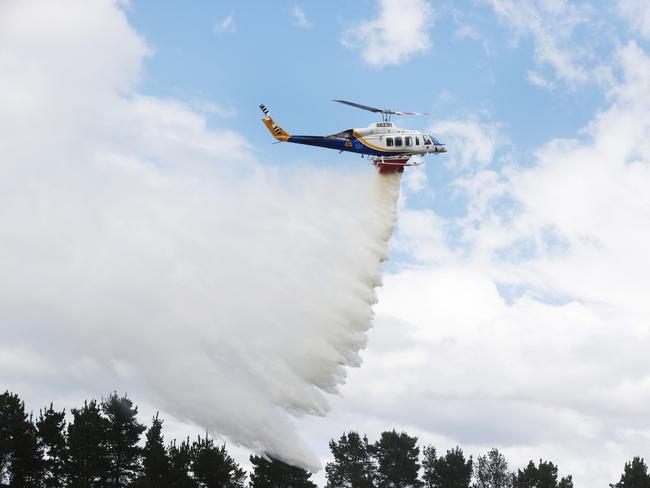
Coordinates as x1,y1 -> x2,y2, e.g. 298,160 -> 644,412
429,118 -> 507,170
292,5 -> 311,29
619,0 -> 650,39
527,69 -> 556,89
299,41 -> 650,487
486,0 -> 593,87
341,0 -> 434,68
454,24 -> 481,40
391,209 -> 455,265
0,0 -> 402,472
214,13 -> 236,34
402,165 -> 428,195
194,100 -> 237,118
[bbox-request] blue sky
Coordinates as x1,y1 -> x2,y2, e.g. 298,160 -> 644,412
127,0 -> 605,158
124,0 -> 618,232
4,1 -> 650,486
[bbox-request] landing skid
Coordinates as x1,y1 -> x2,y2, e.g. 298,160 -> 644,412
372,156 -> 422,174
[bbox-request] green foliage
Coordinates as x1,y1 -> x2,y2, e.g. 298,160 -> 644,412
102,392 -> 147,488
535,461 -> 560,488
422,446 -> 438,488
249,455 -> 316,488
66,400 -> 110,488
513,459 -> 573,488
473,448 -> 512,488
0,393 -> 7,486
136,413 -> 170,488
325,431 -> 376,488
191,435 -> 246,488
423,445 -> 473,488
513,461 -> 537,488
373,430 -> 422,488
37,404 -> 67,488
168,438 -> 197,488
610,457 -> 650,488
0,390 -> 588,488
0,391 -> 43,487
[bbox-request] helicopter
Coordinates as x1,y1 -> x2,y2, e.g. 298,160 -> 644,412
260,99 -> 447,173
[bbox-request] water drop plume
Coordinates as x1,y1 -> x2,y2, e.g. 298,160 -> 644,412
0,0 -> 405,471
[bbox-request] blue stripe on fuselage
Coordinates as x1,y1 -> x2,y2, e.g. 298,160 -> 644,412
287,135 -> 391,156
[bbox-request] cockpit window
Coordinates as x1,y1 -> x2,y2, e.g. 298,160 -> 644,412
427,134 -> 440,145
423,137 -> 432,145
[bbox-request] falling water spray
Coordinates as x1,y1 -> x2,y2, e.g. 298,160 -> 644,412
0,0 -> 408,472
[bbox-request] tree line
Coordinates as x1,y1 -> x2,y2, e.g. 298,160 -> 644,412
0,391 -> 647,487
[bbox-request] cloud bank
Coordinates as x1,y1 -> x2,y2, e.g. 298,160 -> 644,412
486,0 -> 595,88
0,0 -> 401,470
315,40 -> 650,486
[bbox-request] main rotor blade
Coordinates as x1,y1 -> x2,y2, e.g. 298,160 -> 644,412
332,99 -> 428,116
332,99 -> 386,113
393,110 -> 429,116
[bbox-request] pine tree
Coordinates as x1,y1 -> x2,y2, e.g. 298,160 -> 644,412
513,459 -> 573,488
191,435 -> 245,488
373,430 -> 422,488
422,446 -> 437,488
513,461 -> 537,488
0,391 -> 43,487
425,446 -> 472,488
168,438 -> 196,488
0,396 -> 7,486
610,457 -> 650,488
66,399 -> 110,488
0,393 -> 8,486
535,461 -> 559,488
137,413 -> 170,487
473,448 -> 512,488
36,404 -> 67,488
249,455 -> 317,488
102,393 -> 146,487
325,431 -> 376,488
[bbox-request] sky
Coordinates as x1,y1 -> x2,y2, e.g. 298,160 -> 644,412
2,0 -> 650,486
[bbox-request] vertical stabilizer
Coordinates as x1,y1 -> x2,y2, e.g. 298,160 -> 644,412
260,104 -> 291,142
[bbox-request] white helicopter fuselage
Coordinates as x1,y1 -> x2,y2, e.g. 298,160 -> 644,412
260,101 -> 447,173
351,122 -> 447,156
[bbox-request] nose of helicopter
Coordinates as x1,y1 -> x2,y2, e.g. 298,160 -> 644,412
437,145 -> 447,153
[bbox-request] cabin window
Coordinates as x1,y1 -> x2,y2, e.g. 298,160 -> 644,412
395,137 -> 403,147
415,137 -> 420,145
386,137 -> 394,147
405,136 -> 412,146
